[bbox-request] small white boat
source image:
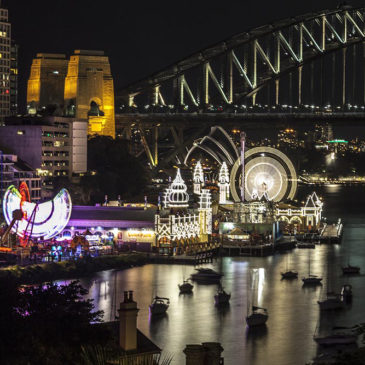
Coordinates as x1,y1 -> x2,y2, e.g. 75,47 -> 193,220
149,296 -> 170,315
318,292 -> 345,310
214,285 -> 231,306
246,306 -> 268,327
342,264 -> 360,275
302,275 -> 323,285
178,279 -> 194,293
190,268 -> 223,283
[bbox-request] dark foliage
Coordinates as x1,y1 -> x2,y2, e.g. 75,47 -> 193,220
0,279 -> 106,365
87,136 -> 149,204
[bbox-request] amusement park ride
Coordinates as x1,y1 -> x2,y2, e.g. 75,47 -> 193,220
1,182 -> 72,251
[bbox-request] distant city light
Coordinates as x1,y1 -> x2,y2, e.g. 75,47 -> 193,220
327,139 -> 348,143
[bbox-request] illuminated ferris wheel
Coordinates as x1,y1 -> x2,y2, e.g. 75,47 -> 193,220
230,147 -> 298,202
2,183 -> 72,243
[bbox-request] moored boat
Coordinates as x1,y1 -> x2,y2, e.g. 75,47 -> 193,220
214,285 -> 231,306
149,296 -> 170,315
302,274 -> 322,285
281,270 -> 298,279
280,253 -> 298,279
190,268 -> 223,283
314,328 -> 357,346
178,279 -> 194,294
342,265 -> 360,275
302,251 -> 322,285
246,306 -> 268,327
318,293 -> 345,310
297,242 -> 315,249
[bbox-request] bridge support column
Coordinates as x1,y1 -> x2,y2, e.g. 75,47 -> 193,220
275,79 -> 279,105
154,126 -> 158,167
298,66 -> 302,105
342,47 -> 347,107
363,42 -> 365,105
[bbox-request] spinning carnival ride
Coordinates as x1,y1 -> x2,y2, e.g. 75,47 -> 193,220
2,182 -> 72,244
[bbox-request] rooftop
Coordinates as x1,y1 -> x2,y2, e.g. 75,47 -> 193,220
96,321 -> 161,356
69,206 -> 156,226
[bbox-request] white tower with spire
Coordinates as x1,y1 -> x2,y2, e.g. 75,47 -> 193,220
166,168 -> 189,208
193,161 -> 204,195
218,162 -> 230,204
199,189 -> 212,235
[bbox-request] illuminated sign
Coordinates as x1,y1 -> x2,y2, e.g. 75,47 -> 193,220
85,235 -> 101,242
127,230 -> 154,240
327,139 -> 348,143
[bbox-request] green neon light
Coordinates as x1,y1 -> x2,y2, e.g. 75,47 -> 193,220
327,139 -> 348,143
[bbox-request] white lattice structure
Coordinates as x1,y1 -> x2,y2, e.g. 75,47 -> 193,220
155,214 -> 200,242
199,189 -> 212,235
276,192 -> 322,228
193,161 -> 204,194
218,162 -> 230,204
155,172 -> 213,251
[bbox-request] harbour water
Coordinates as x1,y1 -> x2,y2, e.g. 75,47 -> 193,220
61,185 -> 365,364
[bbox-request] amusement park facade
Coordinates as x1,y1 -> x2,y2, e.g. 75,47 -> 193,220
1,127 -> 323,255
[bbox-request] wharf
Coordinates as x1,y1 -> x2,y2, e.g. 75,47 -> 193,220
148,248 -> 218,265
220,243 -> 274,257
319,219 -> 343,243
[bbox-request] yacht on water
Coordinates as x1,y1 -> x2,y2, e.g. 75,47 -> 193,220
149,296 -> 170,315
318,292 -> 345,310
342,264 -> 360,275
214,284 -> 231,306
302,251 -> 322,285
297,242 -> 315,249
246,269 -> 268,327
314,327 -> 358,346
246,306 -> 269,327
318,259 -> 344,310
281,253 -> 298,279
302,275 -> 323,285
178,279 -> 194,294
190,268 -> 223,283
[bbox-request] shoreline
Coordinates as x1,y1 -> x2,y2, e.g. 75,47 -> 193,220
0,253 -> 150,285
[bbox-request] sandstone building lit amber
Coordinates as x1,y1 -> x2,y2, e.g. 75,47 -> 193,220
27,50 -> 115,138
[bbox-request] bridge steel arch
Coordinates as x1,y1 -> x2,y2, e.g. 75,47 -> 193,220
120,6 -> 365,108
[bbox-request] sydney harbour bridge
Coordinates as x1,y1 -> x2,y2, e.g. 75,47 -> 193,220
115,5 -> 365,168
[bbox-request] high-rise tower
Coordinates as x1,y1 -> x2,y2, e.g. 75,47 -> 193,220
10,40 -> 18,115
0,3 -> 11,119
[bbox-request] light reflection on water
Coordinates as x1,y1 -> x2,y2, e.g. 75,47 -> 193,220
58,186 -> 365,364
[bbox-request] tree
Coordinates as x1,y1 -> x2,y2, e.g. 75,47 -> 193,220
0,280 -> 105,364
86,136 -> 149,204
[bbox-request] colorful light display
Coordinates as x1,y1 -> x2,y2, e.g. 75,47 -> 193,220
2,185 -> 72,240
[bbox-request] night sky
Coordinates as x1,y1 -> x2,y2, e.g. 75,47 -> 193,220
5,0 -> 364,112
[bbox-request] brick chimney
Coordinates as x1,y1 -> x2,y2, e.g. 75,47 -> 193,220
118,290 -> 139,351
184,342 -> 224,365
